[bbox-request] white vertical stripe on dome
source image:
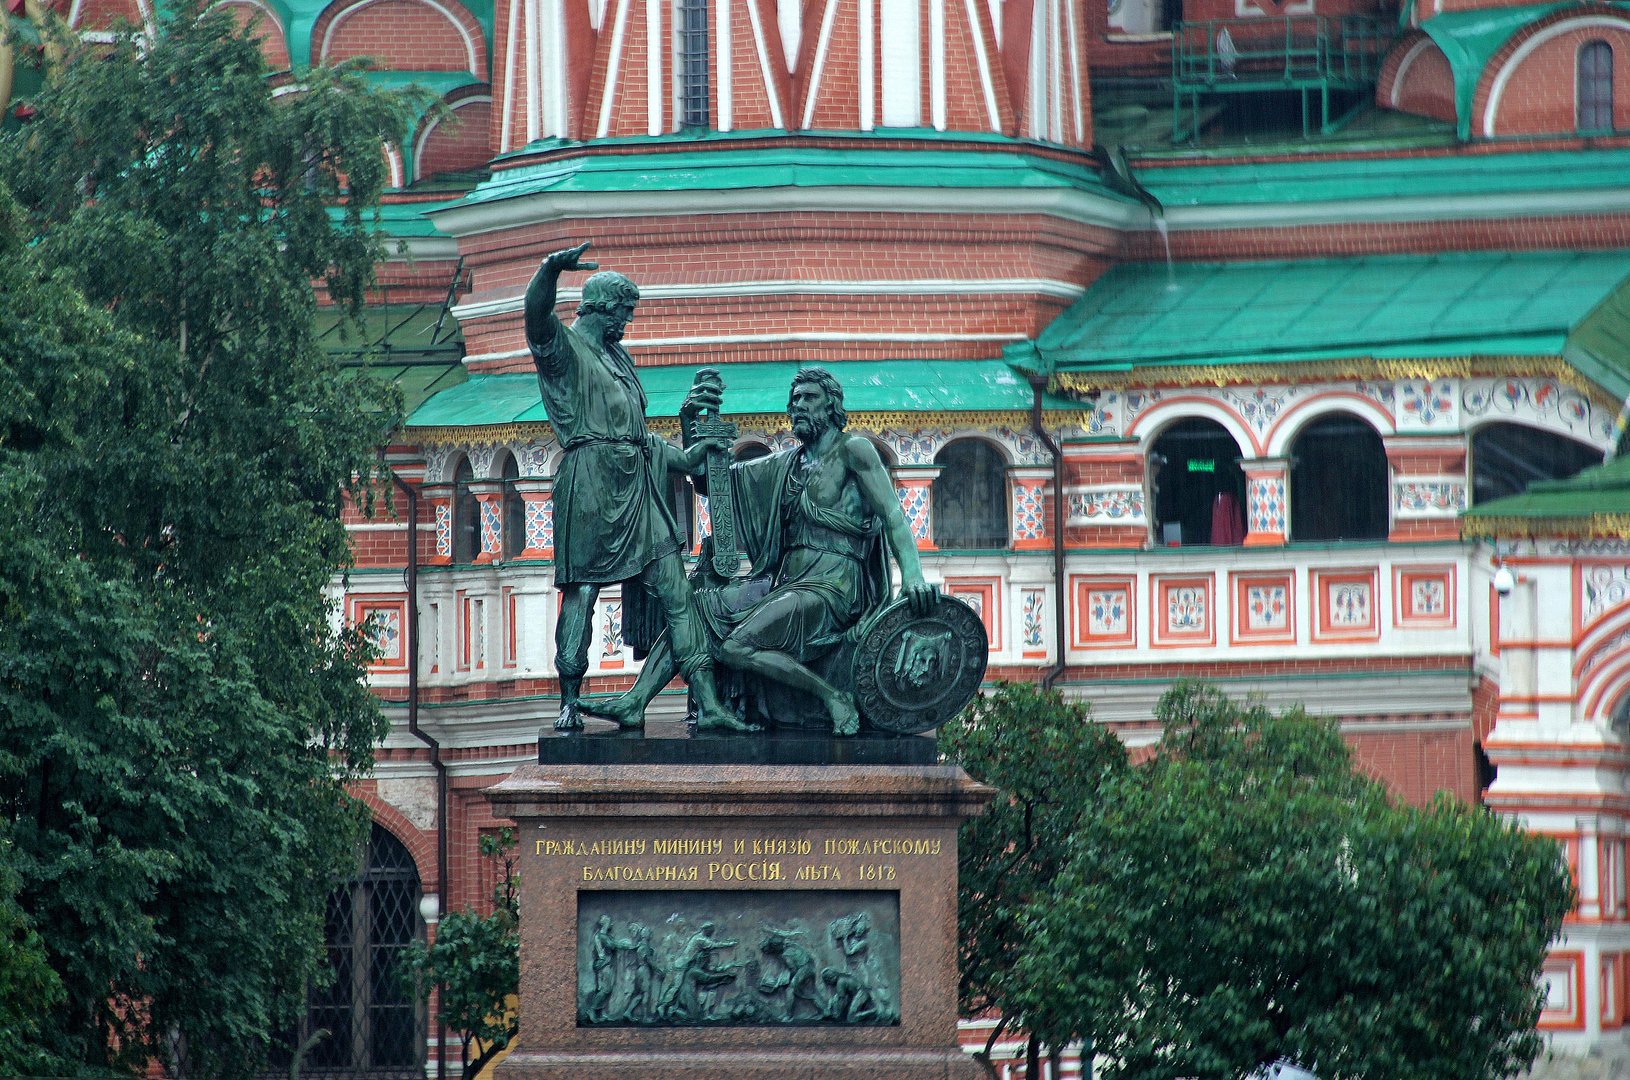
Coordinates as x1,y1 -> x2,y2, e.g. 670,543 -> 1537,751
745,0 -> 787,127
930,0 -> 946,129
717,0 -> 733,130
648,0 -> 664,133
860,0 -> 876,129
596,0 -> 632,136
963,0 -> 1000,129
801,0 -> 839,127
880,0 -> 919,125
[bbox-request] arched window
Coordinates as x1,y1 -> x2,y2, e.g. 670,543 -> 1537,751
932,440 -> 1009,549
732,440 -> 772,462
1149,418 -> 1247,546
269,824 -> 424,1074
452,458 -> 479,563
1579,40 -> 1614,133
1471,422 -> 1602,504
500,453 -> 524,559
1289,415 -> 1389,541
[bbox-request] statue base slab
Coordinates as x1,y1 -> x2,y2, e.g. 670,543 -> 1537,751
485,759 -> 993,1080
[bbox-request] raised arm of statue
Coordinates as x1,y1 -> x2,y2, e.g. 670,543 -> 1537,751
845,435 -> 936,616
525,241 -> 597,371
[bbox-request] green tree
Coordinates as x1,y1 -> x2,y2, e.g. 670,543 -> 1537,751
939,682 -> 1129,1077
0,6 -> 417,1073
402,828 -> 521,1080
1010,682 -> 1574,1080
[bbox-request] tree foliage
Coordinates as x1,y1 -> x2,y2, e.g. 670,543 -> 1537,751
974,682 -> 1574,1080
0,7 -> 417,1074
402,828 -> 521,1080
939,682 -> 1129,1071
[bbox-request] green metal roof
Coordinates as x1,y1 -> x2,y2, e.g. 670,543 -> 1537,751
441,137 -> 1130,213
320,301 -> 468,413
1134,145 -> 1630,207
406,359 -> 1075,428
1007,249 -> 1630,396
1463,454 -> 1630,535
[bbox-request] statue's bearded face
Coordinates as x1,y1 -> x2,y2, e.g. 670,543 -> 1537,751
789,381 -> 835,442
602,301 -> 636,343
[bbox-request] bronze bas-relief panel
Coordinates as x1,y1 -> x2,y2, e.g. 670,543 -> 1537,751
576,890 -> 900,1028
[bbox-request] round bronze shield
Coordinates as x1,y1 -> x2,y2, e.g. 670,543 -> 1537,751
853,595 -> 988,735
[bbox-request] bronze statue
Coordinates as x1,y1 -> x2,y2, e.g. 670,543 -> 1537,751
524,243 -> 742,731
592,366 -> 939,735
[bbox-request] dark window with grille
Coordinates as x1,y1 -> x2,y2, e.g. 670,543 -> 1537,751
1579,40 -> 1614,133
1288,414 -> 1389,542
452,458 -> 479,563
1471,422 -> 1602,505
269,824 -> 425,1077
679,0 -> 709,127
932,440 -> 1009,549
500,453 -> 524,559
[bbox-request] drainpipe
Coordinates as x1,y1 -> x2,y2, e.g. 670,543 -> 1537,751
386,463 -> 449,1080
1028,377 -> 1069,691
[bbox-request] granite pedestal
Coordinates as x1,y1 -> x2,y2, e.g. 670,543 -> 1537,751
485,721 -> 993,1079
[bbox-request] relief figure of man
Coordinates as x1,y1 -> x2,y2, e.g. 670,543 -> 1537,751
524,242 -> 739,731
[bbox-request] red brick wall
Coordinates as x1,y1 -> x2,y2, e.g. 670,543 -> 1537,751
317,0 -> 486,77
1477,16 -> 1630,137
220,0 -> 292,70
799,0 -> 862,128
728,0 -> 781,129
1382,34 -> 1457,123
70,0 -> 144,31
1346,724 -> 1479,804
417,97 -> 494,179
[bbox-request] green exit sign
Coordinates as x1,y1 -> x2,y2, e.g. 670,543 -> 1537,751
1187,459 -> 1216,473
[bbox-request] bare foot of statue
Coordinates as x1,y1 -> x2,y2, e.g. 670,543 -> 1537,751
828,692 -> 860,737
580,694 -> 645,729
696,706 -> 761,733
555,702 -> 585,732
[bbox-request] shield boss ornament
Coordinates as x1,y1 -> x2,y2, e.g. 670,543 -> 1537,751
853,595 -> 988,735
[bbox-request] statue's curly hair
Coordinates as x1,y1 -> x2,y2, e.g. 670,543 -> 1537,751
789,366 -> 848,431
576,271 -> 640,317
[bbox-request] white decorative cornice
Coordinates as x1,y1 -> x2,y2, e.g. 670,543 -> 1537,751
428,183 -> 1148,237
451,277 -> 1088,321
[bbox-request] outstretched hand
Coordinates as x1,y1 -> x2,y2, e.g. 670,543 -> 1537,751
544,241 -> 598,274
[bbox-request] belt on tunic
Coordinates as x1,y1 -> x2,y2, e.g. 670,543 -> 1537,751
563,434 -> 649,455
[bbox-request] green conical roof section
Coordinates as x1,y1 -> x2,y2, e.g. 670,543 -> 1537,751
1463,455 -> 1630,538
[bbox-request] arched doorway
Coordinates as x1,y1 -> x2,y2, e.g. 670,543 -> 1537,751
932,439 -> 1009,549
1149,418 -> 1247,546
1289,414 -> 1389,541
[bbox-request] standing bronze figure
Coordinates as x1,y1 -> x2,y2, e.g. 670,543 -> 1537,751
525,242 -> 740,731
595,366 -> 942,735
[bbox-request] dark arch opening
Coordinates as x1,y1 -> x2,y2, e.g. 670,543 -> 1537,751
1471,422 -> 1602,505
269,823 -> 425,1075
932,439 -> 1009,550
499,452 -> 523,559
451,457 -> 479,563
1289,414 -> 1389,541
1149,418 -> 1247,546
